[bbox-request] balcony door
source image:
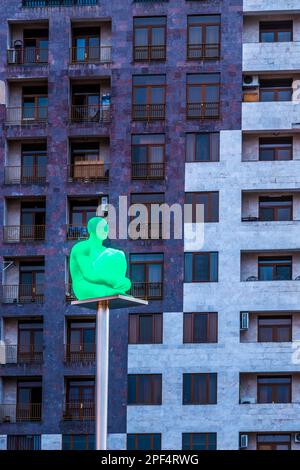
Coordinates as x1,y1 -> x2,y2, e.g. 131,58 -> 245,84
20,201 -> 45,240
73,28 -> 100,62
21,143 -> 47,184
18,321 -> 43,364
67,321 -> 96,362
22,86 -> 48,122
17,380 -> 42,421
66,380 -> 95,420
23,29 -> 48,64
72,84 -> 100,122
69,200 -> 98,238
19,262 -> 45,302
130,254 -> 163,299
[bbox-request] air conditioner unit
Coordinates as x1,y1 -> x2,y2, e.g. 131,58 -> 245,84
240,312 -> 249,330
100,196 -> 109,213
243,75 -> 259,88
294,433 -> 300,443
240,434 -> 248,449
241,397 -> 256,404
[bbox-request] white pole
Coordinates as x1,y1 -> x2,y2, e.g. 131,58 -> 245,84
95,300 -> 109,450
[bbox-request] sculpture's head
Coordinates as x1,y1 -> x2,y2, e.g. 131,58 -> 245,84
87,217 -> 108,242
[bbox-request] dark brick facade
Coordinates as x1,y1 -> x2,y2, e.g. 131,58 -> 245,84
0,0 -> 242,441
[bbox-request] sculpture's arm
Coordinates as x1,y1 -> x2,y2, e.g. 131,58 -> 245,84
70,244 -> 103,284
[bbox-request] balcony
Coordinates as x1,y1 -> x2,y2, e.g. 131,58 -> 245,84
0,403 -> 42,423
5,106 -> 48,126
132,162 -> 165,180
64,344 -> 96,364
66,224 -> 89,240
134,45 -> 166,62
243,42 -> 300,73
7,47 -> 48,66
68,163 -> 109,182
4,166 -> 47,185
22,0 -> 98,6
3,225 -> 46,243
187,102 -> 220,120
63,401 -> 95,421
132,104 -> 165,121
0,344 -> 43,365
70,104 -> 110,124
130,282 -> 163,300
70,46 -> 111,64
242,101 -> 300,131
2,285 -> 44,304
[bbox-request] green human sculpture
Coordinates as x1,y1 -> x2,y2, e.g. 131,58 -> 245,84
70,217 -> 131,300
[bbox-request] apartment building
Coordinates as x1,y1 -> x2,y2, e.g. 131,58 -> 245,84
0,0 -> 299,452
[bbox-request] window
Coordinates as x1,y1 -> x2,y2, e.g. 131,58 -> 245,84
127,434 -> 161,450
68,199 -> 99,239
19,261 -> 45,303
132,134 -> 165,179
260,79 -> 293,102
62,434 -> 95,450
128,374 -> 162,405
257,434 -> 291,451
130,193 -> 165,239
258,256 -> 292,281
184,252 -> 218,282
21,143 -> 47,184
187,15 -> 220,60
71,83 -> 108,123
185,192 -> 219,223
22,85 -> 48,122
259,196 -> 293,221
66,320 -> 96,363
260,21 -> 293,43
130,253 -> 164,299
186,133 -> 219,162
69,142 -> 109,182
183,312 -> 217,343
182,433 -> 217,451
72,27 -> 101,63
129,313 -> 163,344
187,73 -> 220,119
259,137 -> 292,161
17,379 -> 42,422
23,28 -> 48,64
132,75 -> 166,121
257,376 -> 292,404
134,17 -> 166,61
64,379 -> 95,420
258,316 -> 292,343
7,435 -> 41,450
18,321 -> 43,364
183,373 -> 217,405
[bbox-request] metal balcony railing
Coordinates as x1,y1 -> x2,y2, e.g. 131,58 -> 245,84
70,104 -> 111,123
3,225 -> 46,242
187,43 -> 220,60
132,104 -> 165,121
7,435 -> 41,450
131,162 -> 165,180
65,283 -> 76,302
66,225 -> 89,240
0,344 -> 43,365
6,106 -> 48,125
63,401 -> 95,420
187,102 -> 220,120
7,48 -> 48,65
23,0 -> 98,6
2,285 -> 44,304
130,282 -> 163,300
134,45 -> 166,62
70,46 -> 112,64
68,163 -> 109,182
64,344 -> 96,363
4,165 -> 47,185
0,403 -> 42,423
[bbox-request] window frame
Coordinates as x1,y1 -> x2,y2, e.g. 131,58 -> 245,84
185,191 -> 219,223
133,16 -> 167,62
127,433 -> 161,450
257,315 -> 292,343
259,21 -> 293,43
183,312 -> 218,344
128,313 -> 163,344
259,196 -> 293,221
256,433 -> 291,451
132,75 -> 166,121
258,256 -> 293,281
186,74 -> 220,120
186,132 -> 220,162
257,375 -> 292,404
183,373 -> 217,405
127,374 -> 162,405
182,432 -> 217,451
187,15 -> 221,61
184,252 -> 219,283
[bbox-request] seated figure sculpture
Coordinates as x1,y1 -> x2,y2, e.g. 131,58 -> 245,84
70,217 -> 131,300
